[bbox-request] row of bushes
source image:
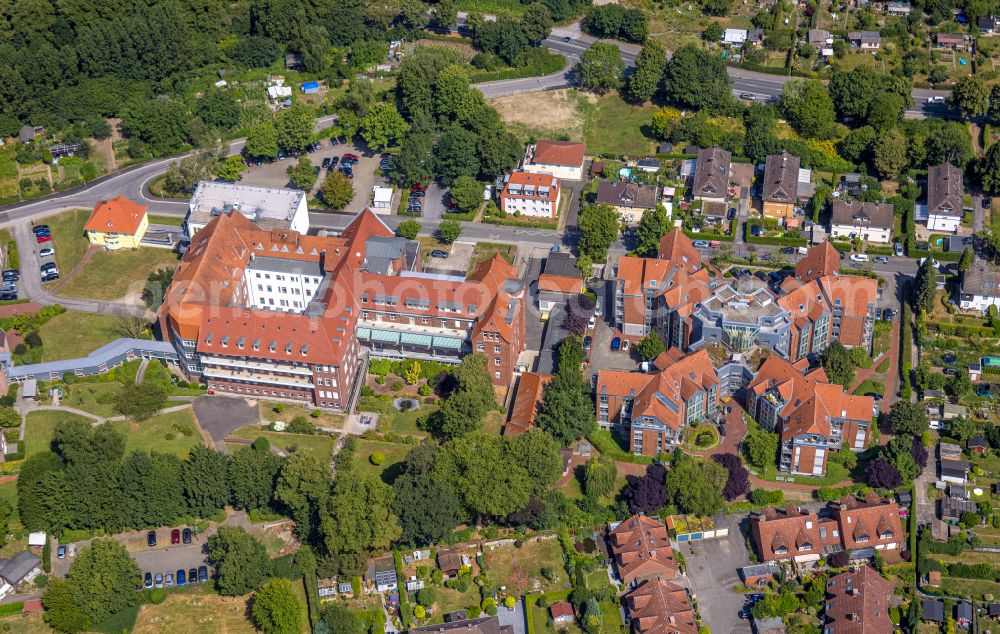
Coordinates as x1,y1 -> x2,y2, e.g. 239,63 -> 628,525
746,234 -> 808,247
816,482 -> 871,503
930,323 -> 996,337
468,49 -> 566,83
483,215 -> 558,230
683,230 -> 735,242
901,297 -> 912,399
910,248 -> 962,262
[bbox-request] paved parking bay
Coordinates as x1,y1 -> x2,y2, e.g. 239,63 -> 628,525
191,395 -> 260,446
587,318 -> 639,376
679,519 -> 753,634
134,542 -> 211,588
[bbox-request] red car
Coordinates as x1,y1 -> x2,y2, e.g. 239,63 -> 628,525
36,234 -> 52,243
170,529 -> 180,545
411,183 -> 426,192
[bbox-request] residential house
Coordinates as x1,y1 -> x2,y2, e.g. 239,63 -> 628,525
807,29 -> 832,46
746,355 -> 874,476
762,151 -> 800,220
829,201 -> 894,244
611,249 -> 711,340
885,1 -> 911,15
749,505 -> 829,563
367,557 -> 397,593
936,33 -> 973,51
522,140 -> 586,180
636,158 -> 661,174
723,28 -> 748,45
941,461 -> 970,484
550,602 -> 575,625
410,616 -> 514,633
624,578 -> 698,634
607,514 -> 678,585
505,372 -> 550,435
536,251 -> 582,318
691,146 -> 732,205
988,603 -> 1000,619
969,436 -> 988,453
926,163 -> 964,233
957,602 -> 973,627
959,257 -> 1000,313
827,493 -> 905,555
794,241 -> 841,283
657,228 -> 703,273
747,28 -> 765,46
596,181 -> 658,223
0,552 -> 40,592
824,566 -> 894,634
980,15 -> 1000,34
84,196 -> 149,251
499,171 -> 561,219
780,267 -> 880,355
923,600 -> 945,624
18,126 -> 42,143
688,283 -> 791,354
596,348 -> 719,455
184,181 -> 309,238
849,31 -> 882,50
437,549 -> 463,578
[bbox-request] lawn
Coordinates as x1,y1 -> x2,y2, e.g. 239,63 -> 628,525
351,438 -> 413,483
259,401 -> 345,429
578,93 -> 657,157
46,208 -> 93,278
468,242 -> 516,275
938,576 -> 1000,599
147,215 -> 185,227
0,612 -> 52,634
57,247 -> 179,301
230,425 -> 336,463
38,311 -> 125,362
455,0 -> 525,16
24,410 -> 93,457
484,537 -> 568,595
425,585 -> 484,625
0,148 -> 19,202
385,403 -> 436,437
109,408 -> 204,458
59,382 -> 124,418
853,379 -> 885,397
0,480 -> 20,530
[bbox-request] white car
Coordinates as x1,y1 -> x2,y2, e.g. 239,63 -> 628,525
849,253 -> 869,262
927,96 -> 946,104
588,315 -> 596,330
38,247 -> 54,257
918,257 -> 941,269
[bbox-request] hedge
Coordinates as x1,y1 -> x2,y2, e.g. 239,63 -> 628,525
0,602 -> 23,617
303,573 -> 320,626
865,245 -> 894,255
6,242 -> 18,270
468,50 -> 566,83
900,297 -> 912,399
683,230 -> 735,242
909,248 -> 961,262
746,234 -> 808,247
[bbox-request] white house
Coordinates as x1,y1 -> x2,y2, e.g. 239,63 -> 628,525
499,171 -> 561,218
926,163 -> 964,234
371,186 -> 393,213
184,182 -> 309,238
829,200 -> 893,243
723,28 -> 748,45
521,139 -> 586,181
959,258 -> 1000,313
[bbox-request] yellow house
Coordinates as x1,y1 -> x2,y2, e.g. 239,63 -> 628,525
84,196 -> 149,250
761,151 -> 800,220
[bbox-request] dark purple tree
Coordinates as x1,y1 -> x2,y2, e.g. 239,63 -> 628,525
507,497 -> 546,527
562,311 -> 589,335
712,453 -> 750,501
623,464 -> 668,514
865,458 -> 903,489
910,436 -> 928,469
562,294 -> 596,335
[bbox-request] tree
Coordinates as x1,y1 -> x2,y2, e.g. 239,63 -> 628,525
321,171 -> 354,209
287,156 -> 317,191
713,453 -> 750,501
434,433 -> 531,518
820,341 -> 855,388
840,126 -> 876,163
397,219 -> 421,240
320,603 -> 363,634
437,219 -> 462,245
207,525 -> 270,595
162,151 -> 218,195
634,206 -> 669,257
0,406 -> 19,428
663,45 -> 732,111
743,425 -> 778,470
253,578 -> 303,634
197,90 -> 241,131
951,75 -> 991,119
323,472 -> 401,556
228,445 -> 282,512
182,445 -> 230,518
781,79 -> 835,139
535,368 -> 595,446
634,332 -> 665,361
66,540 -> 141,624
393,469 -> 463,546
577,43 -> 625,94
449,176 -> 484,213
959,246 -> 974,271
623,463 -> 668,514
665,454 -> 726,516
245,121 -> 279,159
275,453 -> 330,543
229,36 -> 283,68
43,578 -> 90,634
978,141 -> 1000,195
510,429 -> 564,489
360,102 -> 408,151
946,369 -> 973,399
521,4 -> 554,45
433,0 -> 458,29
912,258 -> 936,313
882,436 -> 919,482
114,383 -> 166,421
623,40 -> 667,104
429,354 -> 496,437
874,128 -> 908,178
752,592 -> 800,619
434,125 -> 480,185
217,155 -> 246,182
396,131 -> 436,186
275,103 -> 313,151
865,458 -> 903,489
578,203 -> 620,260
945,416 -> 977,442
583,456 -> 617,499
889,401 -> 929,436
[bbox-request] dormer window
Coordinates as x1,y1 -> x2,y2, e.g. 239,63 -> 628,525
879,531 -> 893,539
774,546 -> 788,555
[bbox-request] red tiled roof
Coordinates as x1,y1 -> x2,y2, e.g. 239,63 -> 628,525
501,171 -> 559,202
825,565 -> 894,634
538,273 -> 581,294
609,515 -> 678,584
533,140 -> 586,167
830,494 -> 904,551
658,229 -> 701,273
626,578 -> 697,634
506,373 -> 551,435
750,505 -> 823,561
550,601 -> 575,619
84,195 -> 147,235
795,242 -> 841,283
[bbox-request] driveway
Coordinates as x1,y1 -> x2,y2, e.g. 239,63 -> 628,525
419,183 -> 449,220
422,241 -> 474,276
680,520 -> 753,634
587,318 -> 639,376
497,600 -> 526,634
191,395 -> 260,447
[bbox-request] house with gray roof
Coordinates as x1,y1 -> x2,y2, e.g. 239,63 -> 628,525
691,146 -> 732,204
960,257 -> 1000,313
0,552 -> 40,587
926,162 -> 964,233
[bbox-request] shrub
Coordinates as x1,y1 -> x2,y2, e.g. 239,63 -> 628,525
149,588 -> 167,604
370,452 -> 384,465
749,489 -> 784,506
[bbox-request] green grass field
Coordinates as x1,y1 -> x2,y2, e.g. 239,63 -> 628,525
38,311 -> 124,362
59,382 -> 124,418
351,438 -> 413,483
58,247 -> 179,301
230,425 -> 336,463
0,148 -> 19,202
24,410 -> 94,457
147,215 -> 185,227
46,208 -> 93,278
109,408 -> 204,458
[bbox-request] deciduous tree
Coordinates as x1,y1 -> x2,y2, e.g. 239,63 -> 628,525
253,578 -> 303,634
951,74 -> 991,119
228,445 -> 283,512
396,219 -> 421,239
888,401 -> 929,436
182,445 -> 231,518
275,103 -> 314,151
820,341 -> 855,388
874,128 -> 908,178
320,171 -> 354,209
634,332 -> 665,361
623,40 -> 667,104
323,473 -> 401,556
436,219 -> 462,245
207,525 -> 270,596
113,384 -> 166,421
449,175 -> 483,212
66,540 -> 141,624
781,79 -> 835,139
577,43 -> 625,95
578,203 -> 620,260
663,45 -> 732,111
665,454 -> 726,516
360,102 -> 408,151
582,456 -> 617,499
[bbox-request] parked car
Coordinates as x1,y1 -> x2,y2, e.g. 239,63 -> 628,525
182,528 -> 192,544
985,197 -> 993,208
562,35 -> 572,42
189,568 -> 198,584
165,573 -> 174,587
430,249 -> 448,258
588,315 -> 596,330
411,183 -> 426,192
198,566 -> 208,583
57,545 -> 66,559
611,337 -> 621,351
41,272 -> 58,282
171,528 -> 180,545
710,241 -> 720,248
39,247 -> 55,257
144,572 -> 153,589
147,531 -> 157,547
2,270 -> 19,280
692,240 -> 709,248
728,208 -> 736,219
68,543 -> 75,557
739,92 -> 754,100
875,256 -> 889,264
41,261 -> 57,271
32,225 -> 49,235
409,188 -> 425,198
176,569 -> 186,586
849,253 -> 869,262
927,95 -> 946,104
919,257 -> 941,269
154,572 -> 164,588
583,336 -> 592,351
36,234 -> 52,243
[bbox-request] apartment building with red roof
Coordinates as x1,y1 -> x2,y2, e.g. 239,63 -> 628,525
750,496 -> 901,564
608,515 -> 678,586
746,354 -> 874,476
499,171 -> 561,219
624,578 -> 698,634
522,139 -> 586,181
824,565 -> 894,634
596,349 -> 719,455
159,209 -> 526,409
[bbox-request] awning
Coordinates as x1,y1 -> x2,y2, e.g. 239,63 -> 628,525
371,329 -> 400,344
433,336 -> 463,350
400,332 -> 432,347
356,328 -> 371,340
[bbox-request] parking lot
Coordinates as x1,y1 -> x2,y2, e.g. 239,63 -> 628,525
586,317 -> 640,379
679,520 -> 753,634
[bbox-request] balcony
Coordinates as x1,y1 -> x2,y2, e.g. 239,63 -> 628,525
202,366 -> 313,389
201,355 -> 313,376
358,318 -> 469,338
